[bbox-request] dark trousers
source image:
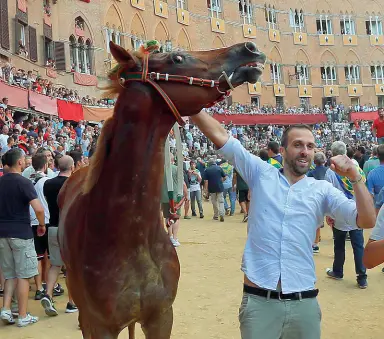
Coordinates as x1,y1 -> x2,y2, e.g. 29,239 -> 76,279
332,228 -> 367,280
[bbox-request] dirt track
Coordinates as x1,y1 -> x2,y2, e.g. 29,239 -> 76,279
1,201 -> 384,339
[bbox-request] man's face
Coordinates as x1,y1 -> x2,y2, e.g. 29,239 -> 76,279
3,98 -> 8,105
281,128 -> 315,177
44,150 -> 53,164
20,156 -> 26,171
379,109 -> 384,118
2,126 -> 9,134
25,157 -> 32,168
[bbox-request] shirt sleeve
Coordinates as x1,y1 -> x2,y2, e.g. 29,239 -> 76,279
21,179 -> 38,203
324,168 -> 339,187
324,182 -> 358,228
220,168 -> 226,178
370,205 -> 384,241
367,172 -> 374,194
218,137 -> 270,189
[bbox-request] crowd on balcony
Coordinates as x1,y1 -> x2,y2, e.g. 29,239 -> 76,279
0,61 -> 115,108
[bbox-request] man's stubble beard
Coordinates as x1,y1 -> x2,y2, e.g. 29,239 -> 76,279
285,157 -> 310,177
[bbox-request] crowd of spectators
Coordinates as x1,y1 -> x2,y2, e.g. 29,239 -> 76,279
0,61 -> 115,107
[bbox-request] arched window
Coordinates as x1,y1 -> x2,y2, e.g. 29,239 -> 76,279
69,35 -> 77,72
78,37 -> 85,73
265,4 -> 277,29
86,39 -> 92,74
131,37 -> 143,51
239,0 -> 253,24
289,9 -> 305,32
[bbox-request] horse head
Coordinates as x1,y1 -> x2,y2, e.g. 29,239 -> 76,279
108,41 -> 266,121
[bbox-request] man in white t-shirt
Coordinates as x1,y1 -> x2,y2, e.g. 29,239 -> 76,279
364,205 -> 384,269
188,160 -> 204,218
29,154 -> 51,301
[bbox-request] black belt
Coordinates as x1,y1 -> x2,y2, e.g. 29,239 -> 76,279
244,284 -> 319,301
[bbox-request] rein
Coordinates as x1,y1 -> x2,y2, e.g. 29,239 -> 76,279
117,53 -> 231,126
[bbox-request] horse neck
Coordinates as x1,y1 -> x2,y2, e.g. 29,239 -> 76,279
105,95 -> 174,205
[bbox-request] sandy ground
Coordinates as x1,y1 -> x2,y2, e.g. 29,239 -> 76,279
1,201 -> 384,339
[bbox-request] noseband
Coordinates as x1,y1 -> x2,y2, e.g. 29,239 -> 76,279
118,53 -> 231,126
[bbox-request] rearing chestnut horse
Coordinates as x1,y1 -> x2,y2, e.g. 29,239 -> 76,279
58,41 -> 266,339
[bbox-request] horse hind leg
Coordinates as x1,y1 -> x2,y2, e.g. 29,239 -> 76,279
142,307 -> 173,339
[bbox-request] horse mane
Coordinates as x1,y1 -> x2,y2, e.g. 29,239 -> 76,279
102,50 -> 148,97
83,117 -> 116,194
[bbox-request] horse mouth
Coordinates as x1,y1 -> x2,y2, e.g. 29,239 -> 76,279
226,60 -> 265,87
243,61 -> 265,73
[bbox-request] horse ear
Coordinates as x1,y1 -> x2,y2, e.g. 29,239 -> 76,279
109,41 -> 140,68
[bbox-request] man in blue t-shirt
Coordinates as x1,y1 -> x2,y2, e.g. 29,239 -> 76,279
0,148 -> 46,327
203,158 -> 226,222
367,145 -> 384,211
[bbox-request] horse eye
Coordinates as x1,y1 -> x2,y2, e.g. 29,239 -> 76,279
174,55 -> 183,63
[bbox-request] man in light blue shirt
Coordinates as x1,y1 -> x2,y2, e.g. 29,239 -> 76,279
192,110 -> 375,339
220,159 -> 235,216
324,141 -> 367,288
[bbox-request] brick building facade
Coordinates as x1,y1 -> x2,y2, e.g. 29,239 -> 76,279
0,0 -> 384,109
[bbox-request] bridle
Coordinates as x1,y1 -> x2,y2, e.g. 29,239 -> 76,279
117,53 -> 232,126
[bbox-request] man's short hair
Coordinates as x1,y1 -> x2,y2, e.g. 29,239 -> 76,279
32,153 -> 47,171
314,152 -> 326,166
2,148 -> 24,167
331,141 -> 347,156
7,136 -> 14,144
58,155 -> 74,172
372,146 -> 378,156
259,149 -> 269,161
378,145 -> 384,162
69,151 -> 82,167
267,141 -> 280,155
357,146 -> 366,154
281,125 -> 312,148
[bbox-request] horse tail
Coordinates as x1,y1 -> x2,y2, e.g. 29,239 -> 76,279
128,323 -> 135,339
83,117 -> 116,194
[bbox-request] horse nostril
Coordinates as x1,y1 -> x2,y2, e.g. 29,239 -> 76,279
245,42 -> 258,54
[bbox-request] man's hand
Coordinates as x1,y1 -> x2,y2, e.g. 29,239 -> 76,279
37,225 -> 46,237
330,155 -> 359,181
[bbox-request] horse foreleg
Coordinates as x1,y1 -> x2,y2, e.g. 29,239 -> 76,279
141,307 -> 173,339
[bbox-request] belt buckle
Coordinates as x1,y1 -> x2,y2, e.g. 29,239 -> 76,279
278,292 -> 291,301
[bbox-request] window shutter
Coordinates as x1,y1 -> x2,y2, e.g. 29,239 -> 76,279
29,26 -> 37,62
14,19 -> 22,54
0,0 -> 10,49
25,25 -> 29,55
54,41 -> 66,70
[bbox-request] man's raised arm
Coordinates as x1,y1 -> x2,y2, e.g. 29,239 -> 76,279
191,110 -> 229,148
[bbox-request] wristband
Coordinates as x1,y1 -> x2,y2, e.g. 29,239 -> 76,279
350,174 -> 363,185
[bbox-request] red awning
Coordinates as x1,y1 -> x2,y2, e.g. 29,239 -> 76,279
29,90 -> 58,115
57,100 -> 84,122
350,111 -> 378,122
0,81 -> 29,108
213,114 -> 328,125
